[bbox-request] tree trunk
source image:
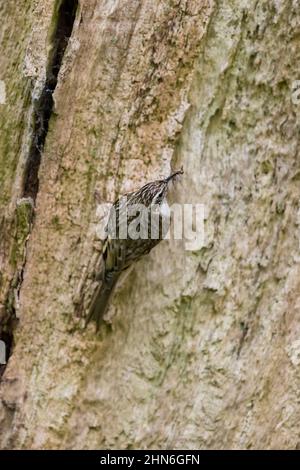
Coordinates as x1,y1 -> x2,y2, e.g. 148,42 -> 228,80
1,0 -> 300,450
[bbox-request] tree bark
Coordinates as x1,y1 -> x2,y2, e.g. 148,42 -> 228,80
1,0 -> 300,450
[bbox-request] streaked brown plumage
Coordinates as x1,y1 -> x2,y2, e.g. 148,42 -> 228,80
86,168 -> 183,330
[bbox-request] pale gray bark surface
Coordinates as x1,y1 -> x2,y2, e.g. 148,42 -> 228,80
0,0 -> 300,449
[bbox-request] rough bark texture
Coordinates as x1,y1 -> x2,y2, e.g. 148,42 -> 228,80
1,0 -> 300,450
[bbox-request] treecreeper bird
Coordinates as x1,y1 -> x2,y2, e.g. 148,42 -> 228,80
86,168 -> 184,330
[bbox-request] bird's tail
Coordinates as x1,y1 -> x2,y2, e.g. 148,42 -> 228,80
85,278 -> 118,331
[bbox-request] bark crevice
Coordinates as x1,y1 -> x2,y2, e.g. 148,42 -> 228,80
23,0 -> 78,199
1,0 -> 78,380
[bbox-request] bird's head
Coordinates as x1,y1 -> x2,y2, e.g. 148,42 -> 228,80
151,167 -> 184,206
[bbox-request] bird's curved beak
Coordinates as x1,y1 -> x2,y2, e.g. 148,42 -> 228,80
165,167 -> 184,184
